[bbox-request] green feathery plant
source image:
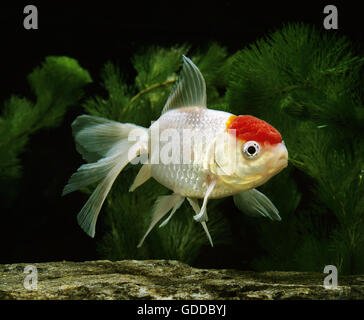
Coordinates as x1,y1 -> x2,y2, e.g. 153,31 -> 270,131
0,56 -> 91,206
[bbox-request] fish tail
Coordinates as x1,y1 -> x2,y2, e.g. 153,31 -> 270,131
62,115 -> 148,237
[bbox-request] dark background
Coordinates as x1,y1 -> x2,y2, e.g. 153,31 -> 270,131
0,1 -> 362,264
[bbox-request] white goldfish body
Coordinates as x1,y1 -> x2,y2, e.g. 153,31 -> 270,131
63,56 -> 288,247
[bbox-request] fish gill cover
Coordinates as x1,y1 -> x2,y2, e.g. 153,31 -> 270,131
1,24 -> 364,274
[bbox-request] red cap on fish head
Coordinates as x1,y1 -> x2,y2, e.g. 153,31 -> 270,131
226,115 -> 282,145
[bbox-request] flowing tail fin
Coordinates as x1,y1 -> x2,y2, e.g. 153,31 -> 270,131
62,115 -> 148,237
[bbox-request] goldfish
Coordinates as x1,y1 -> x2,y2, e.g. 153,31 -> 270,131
62,55 -> 288,247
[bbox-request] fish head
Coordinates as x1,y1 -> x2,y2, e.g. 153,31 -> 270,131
210,115 -> 288,190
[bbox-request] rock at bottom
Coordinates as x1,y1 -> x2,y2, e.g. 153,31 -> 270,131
0,260 -> 363,300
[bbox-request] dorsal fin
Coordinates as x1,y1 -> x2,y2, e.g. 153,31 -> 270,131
161,55 -> 207,114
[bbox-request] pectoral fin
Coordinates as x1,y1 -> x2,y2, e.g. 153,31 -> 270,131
233,189 -> 281,221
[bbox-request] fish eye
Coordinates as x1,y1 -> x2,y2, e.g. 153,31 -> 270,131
242,141 -> 261,159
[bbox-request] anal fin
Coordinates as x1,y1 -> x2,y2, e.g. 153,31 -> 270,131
137,194 -> 184,248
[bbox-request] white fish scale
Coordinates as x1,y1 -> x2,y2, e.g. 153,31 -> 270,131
149,107 -> 238,198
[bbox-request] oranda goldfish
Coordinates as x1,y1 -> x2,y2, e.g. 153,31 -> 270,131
63,56 -> 288,247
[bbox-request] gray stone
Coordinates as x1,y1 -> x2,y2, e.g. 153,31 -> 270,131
0,260 -> 363,299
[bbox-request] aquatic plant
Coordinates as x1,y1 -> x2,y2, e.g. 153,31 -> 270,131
0,56 -> 91,207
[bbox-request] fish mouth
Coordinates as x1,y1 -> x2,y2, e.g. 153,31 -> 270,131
278,143 -> 289,169
267,142 -> 288,174
277,153 -> 288,170
273,159 -> 288,175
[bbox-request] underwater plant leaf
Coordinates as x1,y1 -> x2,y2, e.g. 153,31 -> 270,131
28,56 -> 92,130
0,56 -> 91,204
133,45 -> 189,90
83,61 -> 131,122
